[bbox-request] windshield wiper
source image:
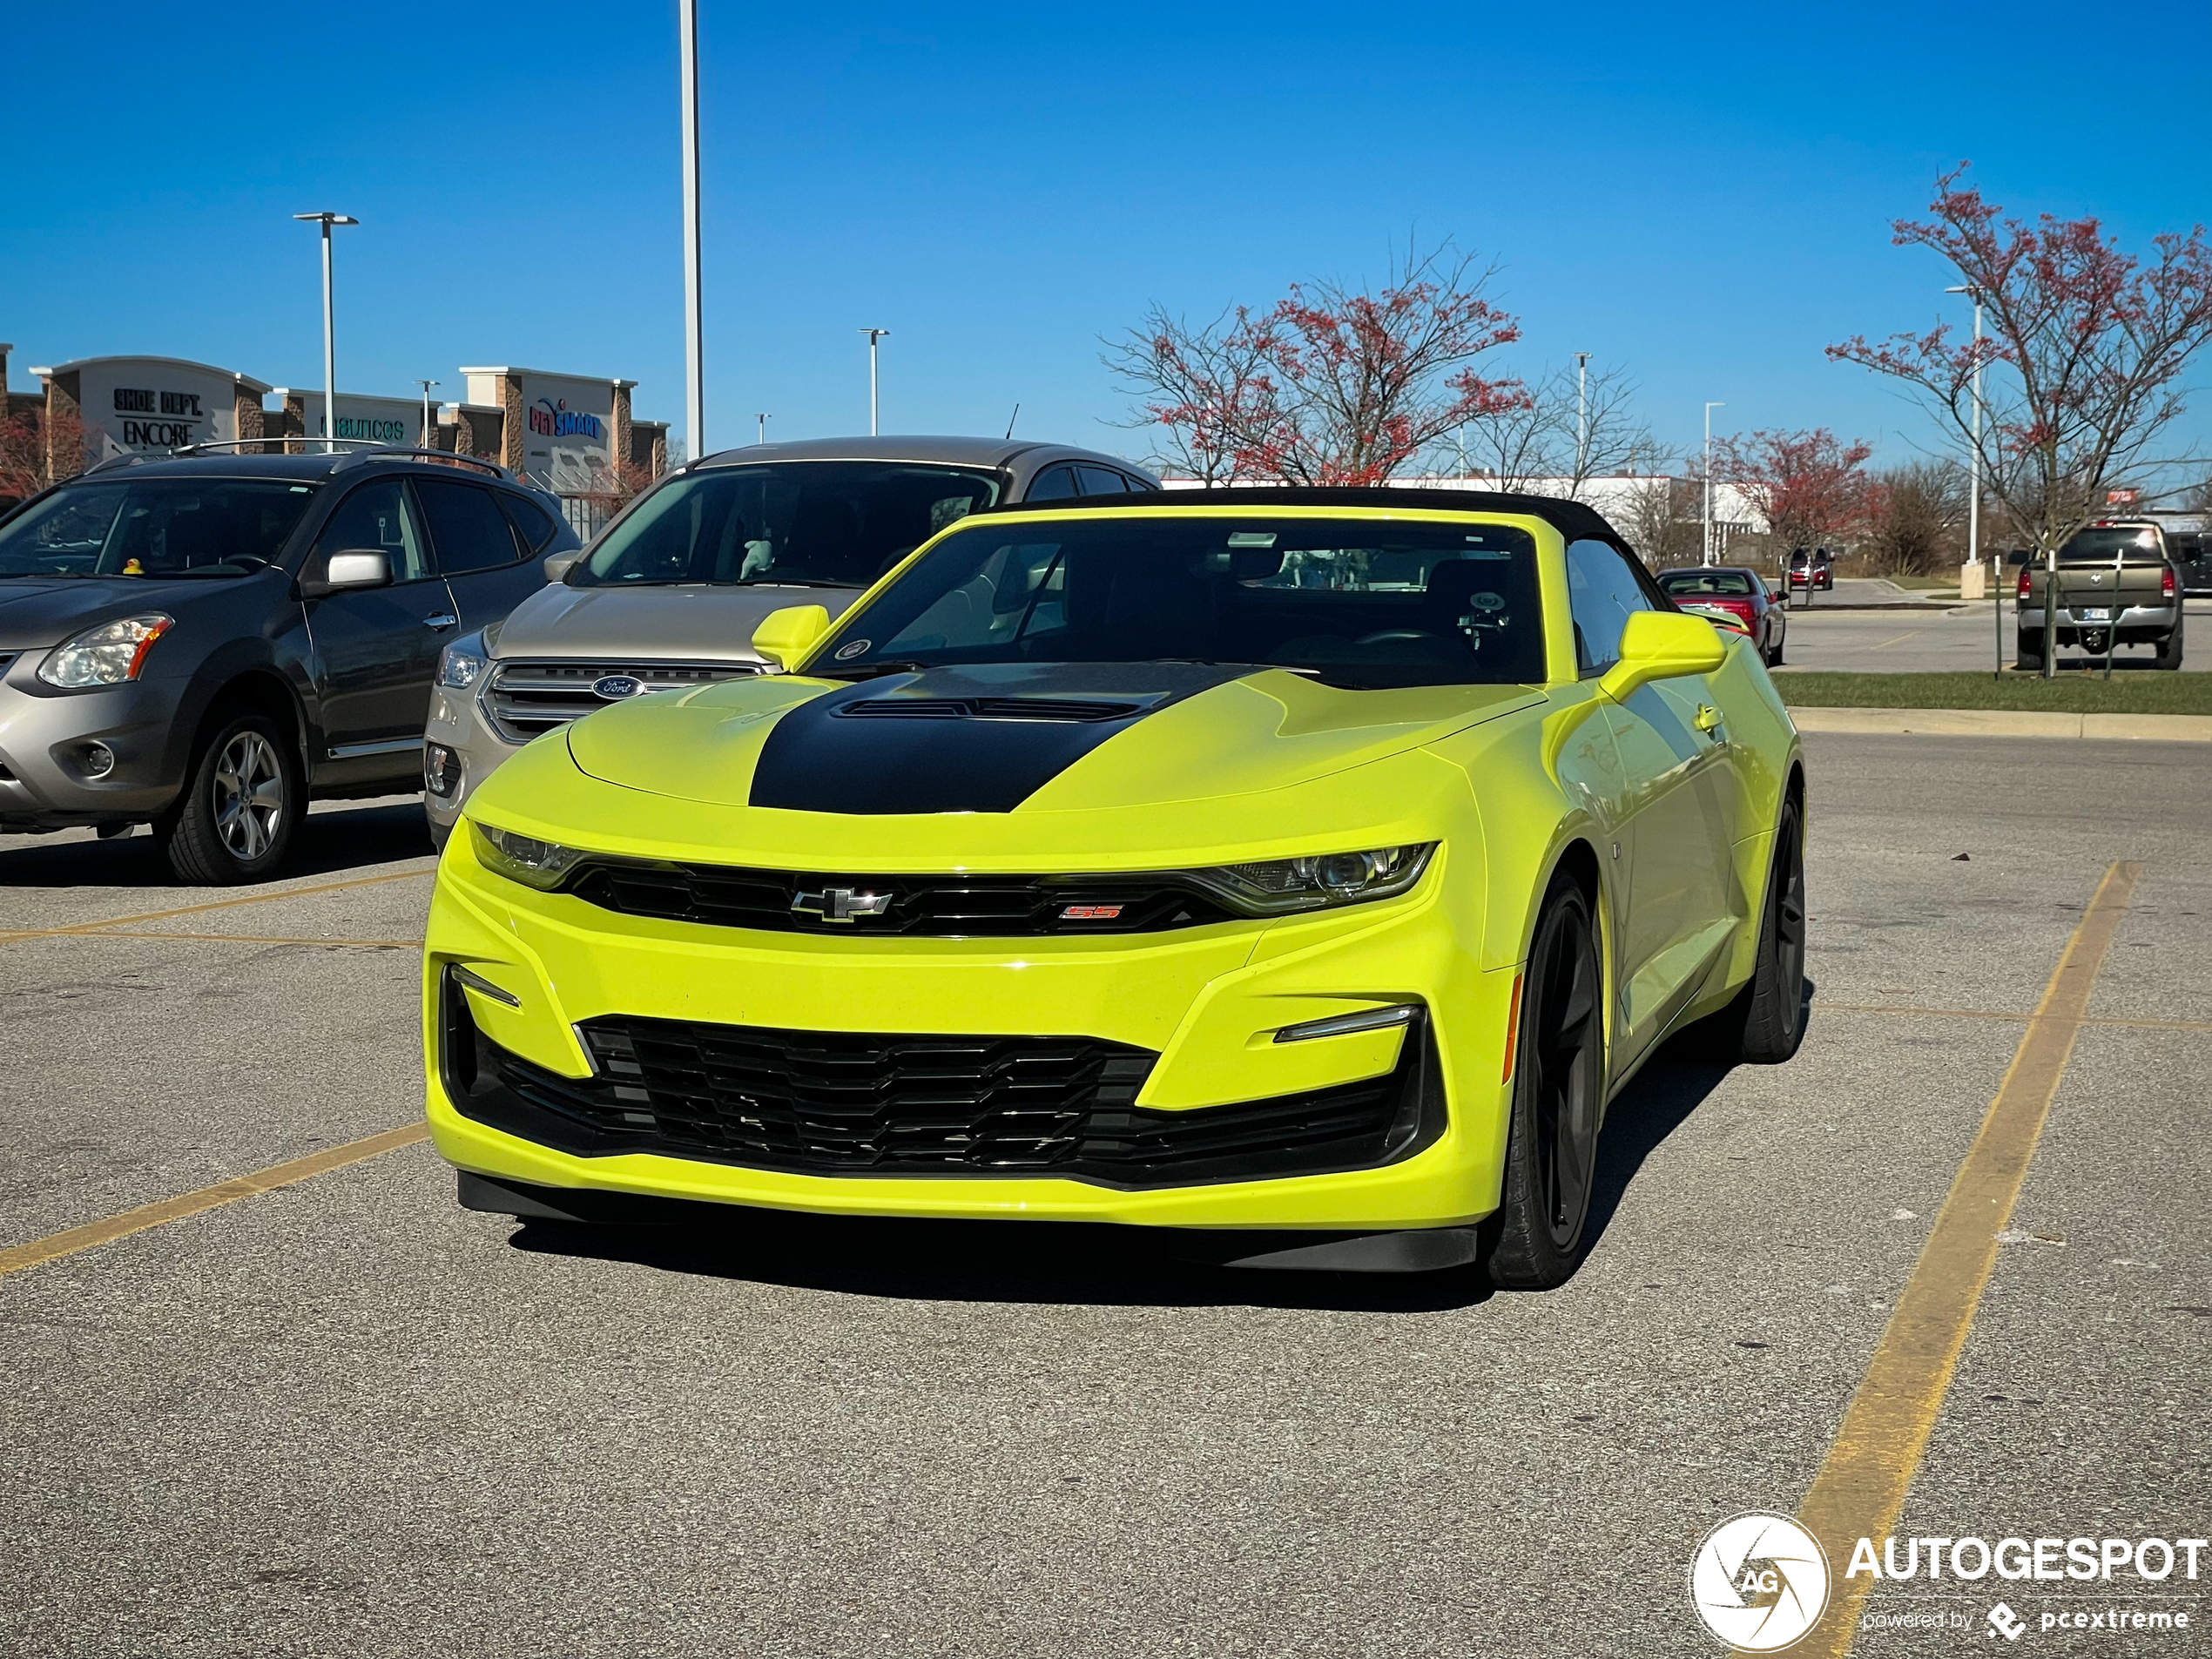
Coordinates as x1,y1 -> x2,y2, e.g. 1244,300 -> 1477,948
815,659 -> 930,681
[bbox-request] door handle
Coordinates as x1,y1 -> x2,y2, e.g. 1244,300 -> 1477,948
422,613 -> 459,631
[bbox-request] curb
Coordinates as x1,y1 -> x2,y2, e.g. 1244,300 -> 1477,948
1786,707 -> 2212,741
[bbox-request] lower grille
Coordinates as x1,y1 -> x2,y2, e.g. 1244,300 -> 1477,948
482,658 -> 755,742
442,977 -> 1440,1189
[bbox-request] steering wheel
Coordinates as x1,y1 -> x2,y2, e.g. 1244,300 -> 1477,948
1353,628 -> 1439,645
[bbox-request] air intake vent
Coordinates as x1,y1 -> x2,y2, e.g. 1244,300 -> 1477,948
835,697 -> 1143,723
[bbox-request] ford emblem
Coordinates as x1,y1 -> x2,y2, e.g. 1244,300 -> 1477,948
592,675 -> 646,700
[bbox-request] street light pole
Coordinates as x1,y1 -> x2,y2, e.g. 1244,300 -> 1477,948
756,413 -> 769,445
415,379 -> 439,449
293,212 -> 357,455
1574,351 -> 1590,489
1947,284 -> 1993,676
1703,401 -> 1724,566
678,0 -> 705,462
859,329 -> 890,435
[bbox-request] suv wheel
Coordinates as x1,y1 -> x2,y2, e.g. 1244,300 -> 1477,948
158,713 -> 304,884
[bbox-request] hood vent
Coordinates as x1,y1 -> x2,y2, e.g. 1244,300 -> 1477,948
834,697 -> 1145,724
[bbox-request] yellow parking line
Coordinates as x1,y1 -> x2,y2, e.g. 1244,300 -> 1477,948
1784,861 -> 2141,1656
1865,630 -> 1921,651
24,930 -> 422,950
0,1123 -> 431,1280
0,867 -> 433,945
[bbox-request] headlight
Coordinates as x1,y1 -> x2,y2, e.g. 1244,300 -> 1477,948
438,634 -> 489,690
38,614 -> 175,688
472,821 -> 590,889
1163,843 -> 1437,916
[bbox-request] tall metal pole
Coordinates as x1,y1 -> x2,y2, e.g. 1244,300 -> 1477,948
1703,401 -> 1724,566
679,0 -> 705,462
1951,286 -> 1993,676
293,213 -> 356,455
415,379 -> 439,449
756,413 -> 768,445
860,328 -> 890,435
1574,351 -> 1590,489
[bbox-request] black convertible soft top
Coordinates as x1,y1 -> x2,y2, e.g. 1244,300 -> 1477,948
1005,484 -> 1627,546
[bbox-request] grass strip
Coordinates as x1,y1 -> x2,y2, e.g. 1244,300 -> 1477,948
1771,671 -> 2212,715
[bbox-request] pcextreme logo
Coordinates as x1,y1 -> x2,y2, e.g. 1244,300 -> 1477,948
1689,1511 -> 1831,1650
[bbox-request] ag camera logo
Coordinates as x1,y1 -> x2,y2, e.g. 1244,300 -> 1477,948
1689,1512 -> 1831,1650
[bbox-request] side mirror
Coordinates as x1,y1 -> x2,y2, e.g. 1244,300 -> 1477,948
542,549 -> 583,583
751,604 -> 832,672
1598,610 -> 1727,701
301,549 -> 391,597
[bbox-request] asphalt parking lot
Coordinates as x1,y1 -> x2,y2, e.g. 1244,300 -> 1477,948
1775,597 -> 2211,674
3,736 -> 2206,1659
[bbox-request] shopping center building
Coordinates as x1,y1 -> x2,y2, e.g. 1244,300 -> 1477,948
0,346 -> 669,519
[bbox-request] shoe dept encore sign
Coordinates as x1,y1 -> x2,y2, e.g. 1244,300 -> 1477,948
69,357 -> 258,454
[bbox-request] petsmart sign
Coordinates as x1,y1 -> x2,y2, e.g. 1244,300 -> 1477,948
516,373 -> 614,493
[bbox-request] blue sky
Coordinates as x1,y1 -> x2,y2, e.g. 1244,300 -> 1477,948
7,2 -> 2209,478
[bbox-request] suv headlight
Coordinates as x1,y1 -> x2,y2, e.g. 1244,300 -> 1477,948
439,633 -> 489,690
473,821 -> 589,889
38,614 -> 175,688
1152,843 -> 1437,916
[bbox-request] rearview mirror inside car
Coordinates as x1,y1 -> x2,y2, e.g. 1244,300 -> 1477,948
1599,610 -> 1728,701
542,549 -> 583,583
752,604 -> 833,672
301,549 -> 392,597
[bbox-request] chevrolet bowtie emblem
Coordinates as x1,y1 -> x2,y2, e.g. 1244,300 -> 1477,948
792,887 -> 894,922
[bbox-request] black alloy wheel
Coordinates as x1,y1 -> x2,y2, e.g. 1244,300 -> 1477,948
1485,878 -> 1605,1290
1702,793 -> 1808,1065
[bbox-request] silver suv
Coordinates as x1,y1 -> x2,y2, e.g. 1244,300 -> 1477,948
0,447 -> 574,880
422,435 -> 1157,845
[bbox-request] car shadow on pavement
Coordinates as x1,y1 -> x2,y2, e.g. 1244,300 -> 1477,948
0,798 -> 433,889
508,1211 -> 1499,1315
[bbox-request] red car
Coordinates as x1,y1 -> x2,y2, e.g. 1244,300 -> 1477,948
1785,546 -> 1835,591
1656,565 -> 1788,666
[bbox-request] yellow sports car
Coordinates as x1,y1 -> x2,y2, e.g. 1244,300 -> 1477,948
423,488 -> 1804,1284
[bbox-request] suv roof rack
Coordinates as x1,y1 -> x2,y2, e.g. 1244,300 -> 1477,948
328,447 -> 512,481
157,438 -> 514,482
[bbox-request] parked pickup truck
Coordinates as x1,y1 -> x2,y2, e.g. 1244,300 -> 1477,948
2015,521 -> 2184,670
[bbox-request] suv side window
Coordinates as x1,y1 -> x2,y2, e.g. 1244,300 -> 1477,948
311,481 -> 431,583
415,476 -> 524,574
1566,537 -> 1656,675
498,491 -> 560,554
1025,465 -> 1080,502
1076,465 -> 1133,497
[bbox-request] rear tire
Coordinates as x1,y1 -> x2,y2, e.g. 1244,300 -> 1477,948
1483,877 -> 1605,1291
156,712 -> 304,885
2014,631 -> 2044,671
1764,633 -> 1784,668
1699,794 -> 1807,1065
2153,617 -> 2184,671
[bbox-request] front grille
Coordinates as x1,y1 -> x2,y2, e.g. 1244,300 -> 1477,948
442,980 -> 1440,1189
564,860 -> 1236,935
834,697 -> 1144,723
482,658 -> 755,742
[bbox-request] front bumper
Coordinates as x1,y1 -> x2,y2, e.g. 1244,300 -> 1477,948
0,656 -> 189,830
422,681 -> 516,837
422,828 -> 1515,1232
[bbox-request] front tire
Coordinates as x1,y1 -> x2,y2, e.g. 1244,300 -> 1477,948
157,713 -> 304,884
1484,877 -> 1605,1291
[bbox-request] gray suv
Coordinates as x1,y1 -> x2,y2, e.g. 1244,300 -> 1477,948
422,435 -> 1157,846
0,447 -> 575,881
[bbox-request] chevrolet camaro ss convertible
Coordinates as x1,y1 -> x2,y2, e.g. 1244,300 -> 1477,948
422,488 -> 1806,1284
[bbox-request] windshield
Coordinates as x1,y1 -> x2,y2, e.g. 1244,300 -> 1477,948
0,479 -> 318,578
2058,528 -> 2162,562
1660,570 -> 1757,597
570,462 -> 1002,589
808,514 -> 1546,689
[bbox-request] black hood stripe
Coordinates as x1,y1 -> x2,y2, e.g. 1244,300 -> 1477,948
747,662 -> 1252,814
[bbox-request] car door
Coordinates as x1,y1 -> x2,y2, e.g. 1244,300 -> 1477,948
1568,537 -> 1737,1062
300,477 -> 453,773
415,475 -> 546,635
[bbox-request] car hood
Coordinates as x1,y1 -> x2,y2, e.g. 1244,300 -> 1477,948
493,581 -> 866,664
562,661 -> 1541,813
0,576 -> 265,651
